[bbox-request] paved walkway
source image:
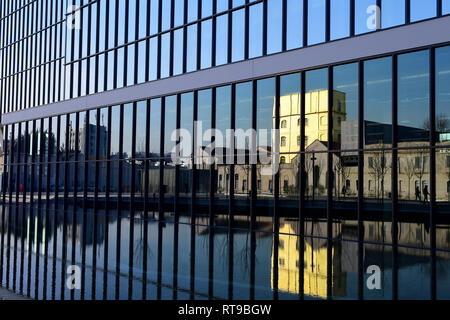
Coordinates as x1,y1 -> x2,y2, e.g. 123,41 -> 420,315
0,287 -> 31,300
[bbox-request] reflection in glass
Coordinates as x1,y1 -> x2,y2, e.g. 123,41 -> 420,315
411,0 -> 436,22
381,0 -> 405,29
364,57 -> 392,146
279,74 -> 300,203
398,50 -> 430,145
215,86 -> 231,216
330,0 -> 349,40
307,0 -> 325,45
436,46 -> 450,145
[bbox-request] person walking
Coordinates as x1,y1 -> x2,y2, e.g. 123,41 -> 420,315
415,186 -> 421,202
423,185 -> 429,203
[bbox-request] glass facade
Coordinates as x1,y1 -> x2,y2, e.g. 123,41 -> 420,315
1,0 -> 450,301
1,0 -> 450,114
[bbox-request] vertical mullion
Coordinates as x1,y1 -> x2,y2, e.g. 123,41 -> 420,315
103,0 -> 110,92
437,0 -> 442,17
123,0 -> 129,86
326,66 -> 333,300
13,123 -> 21,293
196,0 -> 202,70
115,104 -> 124,300
169,0 -> 174,77
244,0 -> 249,60
159,97 -> 166,221
145,0 -> 150,82
229,83 -> 236,230
69,0 -> 75,99
250,80 -> 257,232
92,108 -> 101,300
376,0 -> 381,30
302,0 -> 308,47
81,111 -> 90,301
349,0 -> 355,36
95,0 -> 101,93
405,0 -> 411,24
209,88 -> 216,227
325,0 -> 330,42
70,112 -> 79,301
142,100 -> 150,300
113,0 -> 119,89
430,47 -> 437,300
208,87 -> 216,298
299,71 -> 306,300
128,102 -> 137,300
103,106 -> 112,300
262,0 -> 267,55
43,118 -> 52,300
27,17 -> 35,304
157,0 -> 162,78
172,94 -> 180,300
35,119 -> 44,299
392,54 -> 399,301
20,121 -> 29,296
61,115 -> 69,300
211,0 -> 216,67
282,0 -> 287,52
134,0 -> 140,85
227,0 -> 232,64
51,116 -> 60,300
192,91 -> 198,224
357,60 -> 364,300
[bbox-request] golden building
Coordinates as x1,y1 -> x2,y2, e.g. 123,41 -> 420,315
272,222 -> 347,299
279,90 -> 346,163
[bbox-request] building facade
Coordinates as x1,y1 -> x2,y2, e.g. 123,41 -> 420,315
1,0 -> 450,300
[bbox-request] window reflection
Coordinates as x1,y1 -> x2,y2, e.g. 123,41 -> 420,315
398,50 -> 430,146
364,57 -> 393,146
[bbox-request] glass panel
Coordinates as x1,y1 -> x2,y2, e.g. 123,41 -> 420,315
355,0 -> 378,35
196,89 -> 212,221
279,74 -> 300,210
256,77 -> 276,220
286,0 -> 303,50
249,3 -> 263,58
436,46 -> 450,146
215,86 -> 232,220
364,57 -> 393,147
149,99 -> 162,211
179,93 -> 194,216
381,0 -> 405,29
363,150 -> 392,232
267,0 -> 282,54
305,68 -> 328,232
398,149 -> 431,244
232,9 -> 245,62
235,82 -> 252,220
330,0 -> 349,40
411,0 -> 436,22
308,0 -> 325,45
164,96 -> 178,216
398,50 -> 430,146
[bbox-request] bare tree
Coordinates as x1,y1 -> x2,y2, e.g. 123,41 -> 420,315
367,147 -> 390,201
402,157 -> 416,200
334,156 -> 351,197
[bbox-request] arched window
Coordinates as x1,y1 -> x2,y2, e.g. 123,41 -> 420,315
280,156 -> 286,164
281,120 -> 288,128
281,136 -> 287,147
